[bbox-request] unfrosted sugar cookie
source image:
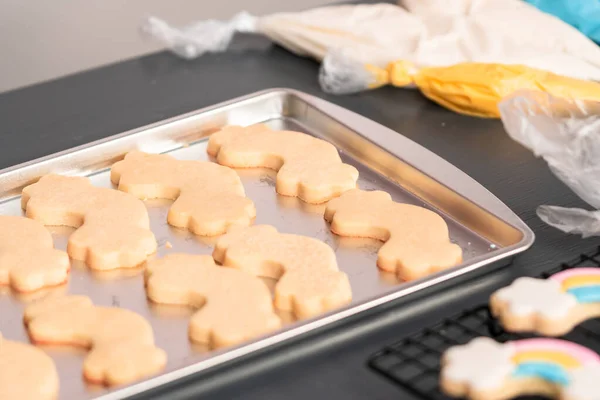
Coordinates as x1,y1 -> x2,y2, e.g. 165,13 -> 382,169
111,151 -> 256,236
491,269 -> 600,336
207,124 -> 359,204
22,174 -> 157,271
145,254 -> 281,348
24,295 -> 167,386
213,225 -> 352,318
324,189 -> 462,280
441,337 -> 600,400
0,332 -> 59,400
0,216 -> 70,292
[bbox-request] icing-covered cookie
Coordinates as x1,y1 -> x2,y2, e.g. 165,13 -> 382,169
0,332 -> 59,400
441,337 -> 600,400
491,268 -> 600,336
145,253 -> 281,348
443,337 -> 514,391
213,225 -> 352,318
24,295 -> 166,386
324,189 -> 462,280
0,216 -> 70,292
207,124 -> 359,204
111,151 -> 256,236
22,174 -> 157,271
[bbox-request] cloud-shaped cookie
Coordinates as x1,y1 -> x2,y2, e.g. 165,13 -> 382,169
111,151 -> 256,236
442,337 -> 514,392
207,124 -> 359,204
22,175 -> 157,271
24,295 -> 166,386
145,253 -> 281,348
213,225 -> 352,318
324,189 -> 462,280
491,276 -> 582,336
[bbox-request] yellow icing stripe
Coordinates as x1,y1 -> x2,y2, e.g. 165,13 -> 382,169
561,276 -> 600,291
512,351 -> 581,369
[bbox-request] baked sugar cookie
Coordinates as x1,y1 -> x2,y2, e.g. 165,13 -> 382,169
22,174 -> 157,270
324,189 -> 462,280
207,124 -> 359,204
491,269 -> 600,336
111,151 -> 256,236
0,216 -> 69,292
213,225 -> 352,318
24,295 -> 166,386
145,254 -> 281,348
441,337 -> 600,400
0,332 -> 59,400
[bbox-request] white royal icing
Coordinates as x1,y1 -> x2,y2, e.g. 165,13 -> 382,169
494,277 -> 577,318
565,364 -> 600,400
442,337 -> 514,390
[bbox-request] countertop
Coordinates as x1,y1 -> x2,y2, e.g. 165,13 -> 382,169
0,34 -> 597,400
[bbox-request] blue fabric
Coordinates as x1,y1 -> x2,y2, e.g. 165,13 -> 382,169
513,362 -> 570,386
567,285 -> 600,304
525,0 -> 600,44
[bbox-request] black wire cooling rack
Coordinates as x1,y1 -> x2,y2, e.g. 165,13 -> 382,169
367,246 -> 600,400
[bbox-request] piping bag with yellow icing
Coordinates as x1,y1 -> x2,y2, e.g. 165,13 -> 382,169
320,51 -> 600,118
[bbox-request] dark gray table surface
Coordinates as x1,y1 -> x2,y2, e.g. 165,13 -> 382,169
1,35 -> 598,400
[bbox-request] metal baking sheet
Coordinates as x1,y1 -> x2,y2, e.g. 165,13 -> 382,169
0,89 -> 534,399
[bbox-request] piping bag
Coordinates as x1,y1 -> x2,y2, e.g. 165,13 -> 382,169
320,56 -> 600,118
499,90 -> 600,237
141,2 -> 600,118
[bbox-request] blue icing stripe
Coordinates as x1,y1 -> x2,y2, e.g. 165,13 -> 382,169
567,286 -> 600,304
512,362 -> 570,386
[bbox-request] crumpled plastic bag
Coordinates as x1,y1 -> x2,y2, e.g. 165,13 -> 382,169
536,206 -> 600,238
141,1 -> 600,82
498,90 -> 600,237
142,4 -> 415,67
141,12 -> 258,59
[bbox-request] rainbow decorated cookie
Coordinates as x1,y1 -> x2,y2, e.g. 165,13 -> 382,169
441,337 -> 600,400
491,269 -> 600,336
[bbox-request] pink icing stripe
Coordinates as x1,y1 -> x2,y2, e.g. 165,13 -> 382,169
511,339 -> 600,365
550,268 -> 600,283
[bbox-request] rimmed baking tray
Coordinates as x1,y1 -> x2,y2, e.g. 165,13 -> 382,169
0,88 -> 534,399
